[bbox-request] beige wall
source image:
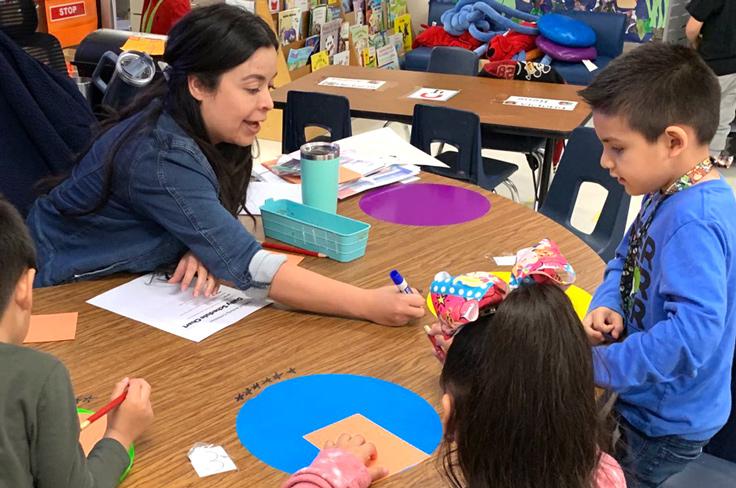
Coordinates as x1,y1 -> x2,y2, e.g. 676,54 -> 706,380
407,0 -> 429,37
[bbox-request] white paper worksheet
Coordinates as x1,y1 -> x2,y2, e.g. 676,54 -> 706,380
318,77 -> 386,90
87,275 -> 270,342
502,96 -> 578,111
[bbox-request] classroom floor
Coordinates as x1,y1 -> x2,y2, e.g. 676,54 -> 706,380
255,118 -> 736,237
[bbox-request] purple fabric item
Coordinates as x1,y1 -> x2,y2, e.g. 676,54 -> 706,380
359,183 -> 490,226
536,36 -> 597,62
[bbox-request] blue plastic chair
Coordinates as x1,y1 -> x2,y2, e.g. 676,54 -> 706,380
551,11 -> 626,86
410,104 -> 519,197
539,127 -> 630,262
281,90 -> 352,154
404,0 -> 457,71
427,46 -> 479,76
662,454 -> 736,488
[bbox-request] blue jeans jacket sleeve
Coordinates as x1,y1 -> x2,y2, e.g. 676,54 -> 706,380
128,142 -> 283,294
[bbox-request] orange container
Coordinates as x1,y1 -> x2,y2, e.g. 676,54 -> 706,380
44,0 -> 98,47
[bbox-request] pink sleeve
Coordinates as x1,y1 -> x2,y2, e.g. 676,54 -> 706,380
594,452 -> 627,488
281,448 -> 373,488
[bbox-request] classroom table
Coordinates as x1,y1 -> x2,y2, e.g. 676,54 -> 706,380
31,173 -> 604,487
270,65 -> 593,206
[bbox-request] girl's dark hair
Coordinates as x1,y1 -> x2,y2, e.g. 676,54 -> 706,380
439,284 -> 609,488
51,5 -> 279,216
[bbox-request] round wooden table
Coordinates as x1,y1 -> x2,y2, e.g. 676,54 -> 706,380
31,174 -> 604,487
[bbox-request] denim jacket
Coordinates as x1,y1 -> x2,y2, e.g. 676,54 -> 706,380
26,109 -> 285,296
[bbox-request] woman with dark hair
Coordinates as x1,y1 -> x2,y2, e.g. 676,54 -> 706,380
285,285 -> 625,488
26,4 -> 425,326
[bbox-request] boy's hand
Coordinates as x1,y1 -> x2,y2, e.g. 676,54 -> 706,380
583,307 -> 624,345
325,433 -> 387,481
104,377 -> 154,449
363,286 -> 425,326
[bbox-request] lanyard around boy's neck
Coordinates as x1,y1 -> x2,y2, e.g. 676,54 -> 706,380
619,157 -> 714,319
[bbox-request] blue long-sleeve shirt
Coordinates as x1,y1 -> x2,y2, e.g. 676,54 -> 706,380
590,178 -> 736,440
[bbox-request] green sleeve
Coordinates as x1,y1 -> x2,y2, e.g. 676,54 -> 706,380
33,363 -> 130,488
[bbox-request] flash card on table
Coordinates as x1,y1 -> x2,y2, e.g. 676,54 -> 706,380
304,413 -> 429,478
407,88 -> 460,102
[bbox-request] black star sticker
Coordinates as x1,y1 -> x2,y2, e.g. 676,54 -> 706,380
251,382 -> 261,390
272,371 -> 283,380
235,392 -> 245,401
287,368 -> 296,374
262,377 -> 273,384
244,387 -> 252,396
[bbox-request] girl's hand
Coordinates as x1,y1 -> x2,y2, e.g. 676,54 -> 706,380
325,433 -> 387,482
168,251 -> 220,298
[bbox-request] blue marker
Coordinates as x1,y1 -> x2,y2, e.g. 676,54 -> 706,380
390,269 -> 412,294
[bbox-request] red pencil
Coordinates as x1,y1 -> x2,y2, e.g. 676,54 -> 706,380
80,390 -> 128,430
262,241 -> 326,258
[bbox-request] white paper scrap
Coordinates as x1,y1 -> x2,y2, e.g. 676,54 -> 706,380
582,59 -> 598,72
188,443 -> 237,478
493,255 -> 517,266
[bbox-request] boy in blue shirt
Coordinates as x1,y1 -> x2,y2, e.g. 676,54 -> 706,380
580,43 -> 736,487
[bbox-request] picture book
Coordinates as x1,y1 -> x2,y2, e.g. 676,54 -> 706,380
369,32 -> 386,49
305,34 -> 320,54
311,50 -> 330,71
388,0 -> 406,23
388,32 -> 404,56
320,19 -> 341,56
361,46 -> 377,67
310,5 -> 328,35
287,46 -> 314,70
376,44 -> 399,70
332,50 -> 350,66
394,13 -> 412,52
353,0 -> 364,24
278,8 -> 301,45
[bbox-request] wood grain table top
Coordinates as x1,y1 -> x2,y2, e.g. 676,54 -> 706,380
31,174 -> 604,487
270,65 -> 592,138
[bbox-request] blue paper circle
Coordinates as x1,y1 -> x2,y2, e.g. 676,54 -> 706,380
236,374 -> 443,474
538,13 -> 596,48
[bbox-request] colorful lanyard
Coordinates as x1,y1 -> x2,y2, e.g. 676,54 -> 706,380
619,157 -> 714,319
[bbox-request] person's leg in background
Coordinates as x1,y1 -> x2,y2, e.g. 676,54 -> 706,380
711,73 -> 736,168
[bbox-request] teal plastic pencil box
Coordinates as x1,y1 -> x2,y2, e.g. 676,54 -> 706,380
260,199 -> 371,262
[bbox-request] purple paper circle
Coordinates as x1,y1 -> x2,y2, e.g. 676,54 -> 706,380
359,183 -> 491,226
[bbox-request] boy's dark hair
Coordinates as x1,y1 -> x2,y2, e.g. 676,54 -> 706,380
439,284 -> 610,488
580,42 -> 720,145
0,196 -> 37,313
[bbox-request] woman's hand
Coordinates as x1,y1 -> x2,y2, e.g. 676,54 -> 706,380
168,251 -> 220,298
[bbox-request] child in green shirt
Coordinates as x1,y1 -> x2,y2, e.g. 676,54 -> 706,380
0,196 -> 154,488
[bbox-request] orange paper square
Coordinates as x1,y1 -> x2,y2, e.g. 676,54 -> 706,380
304,413 -> 429,478
78,412 -> 107,456
24,313 -> 78,343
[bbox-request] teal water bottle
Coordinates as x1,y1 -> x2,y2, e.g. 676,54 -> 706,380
300,142 -> 340,213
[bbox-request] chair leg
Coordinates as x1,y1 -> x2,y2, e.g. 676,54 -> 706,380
502,179 -> 520,202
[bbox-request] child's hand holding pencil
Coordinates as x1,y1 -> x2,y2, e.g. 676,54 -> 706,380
87,377 -> 154,450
